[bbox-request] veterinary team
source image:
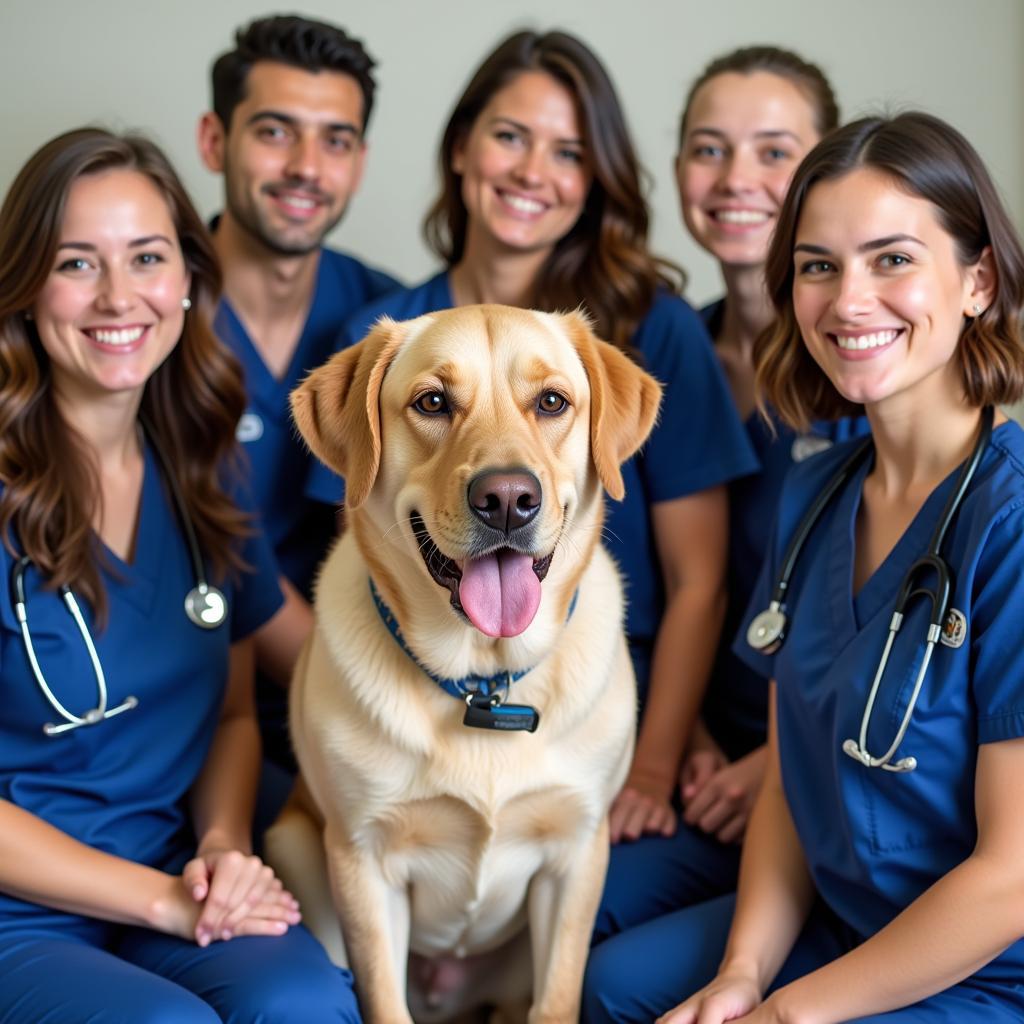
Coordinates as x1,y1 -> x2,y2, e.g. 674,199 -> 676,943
0,12 -> 1022,1024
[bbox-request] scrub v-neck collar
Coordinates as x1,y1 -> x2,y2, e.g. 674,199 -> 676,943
96,442 -> 164,617
825,451 -> 963,652
219,251 -> 331,403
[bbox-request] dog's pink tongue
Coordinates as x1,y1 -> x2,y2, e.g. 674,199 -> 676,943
459,550 -> 541,638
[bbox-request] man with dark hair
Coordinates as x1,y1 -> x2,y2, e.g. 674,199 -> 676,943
198,15 -> 397,773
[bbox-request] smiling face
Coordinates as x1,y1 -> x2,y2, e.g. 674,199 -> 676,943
374,308 -> 595,636
202,61 -> 367,255
31,168 -> 190,406
453,71 -> 591,261
792,166 -> 990,411
293,306 -> 661,639
677,71 -> 820,268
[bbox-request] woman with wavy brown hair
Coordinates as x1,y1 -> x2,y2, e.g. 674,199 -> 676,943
0,129 -> 360,1022
317,28 -> 757,886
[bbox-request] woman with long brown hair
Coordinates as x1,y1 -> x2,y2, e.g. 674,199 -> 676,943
0,129 -> 359,1022
313,26 -> 757,894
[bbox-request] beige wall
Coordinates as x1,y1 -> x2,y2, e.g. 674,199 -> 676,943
1,0 -> 1022,306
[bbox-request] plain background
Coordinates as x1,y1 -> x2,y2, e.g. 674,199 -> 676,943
0,0 -> 1021,306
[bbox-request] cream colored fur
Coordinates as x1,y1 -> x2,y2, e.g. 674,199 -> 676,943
266,306 -> 662,1023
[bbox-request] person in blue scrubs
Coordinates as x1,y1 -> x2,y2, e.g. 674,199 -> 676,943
0,130 -> 360,1022
312,35 -> 757,898
197,16 -> 398,770
591,47 -> 863,948
584,112 -> 1024,1023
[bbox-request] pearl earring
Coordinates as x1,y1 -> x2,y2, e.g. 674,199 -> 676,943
182,297 -> 192,311
972,303 -> 983,316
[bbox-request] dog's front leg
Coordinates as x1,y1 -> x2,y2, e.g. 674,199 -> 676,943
324,820 -> 413,1024
526,818 -> 610,1024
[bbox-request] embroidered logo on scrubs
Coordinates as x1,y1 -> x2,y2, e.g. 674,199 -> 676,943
790,434 -> 833,463
236,412 -> 264,443
940,608 -> 967,648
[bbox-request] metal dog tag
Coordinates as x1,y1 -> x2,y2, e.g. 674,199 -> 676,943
463,693 -> 540,733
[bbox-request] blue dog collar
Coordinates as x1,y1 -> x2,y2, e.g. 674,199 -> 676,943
368,578 -> 577,702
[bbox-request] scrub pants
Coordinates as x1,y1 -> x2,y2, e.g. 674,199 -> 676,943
592,818 -> 740,945
0,920 -> 361,1023
593,642 -> 742,946
583,893 -> 1024,1023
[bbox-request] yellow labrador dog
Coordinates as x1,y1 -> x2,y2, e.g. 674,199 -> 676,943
267,305 -> 661,1023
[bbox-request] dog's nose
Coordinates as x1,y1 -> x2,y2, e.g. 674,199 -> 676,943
467,469 -> 542,533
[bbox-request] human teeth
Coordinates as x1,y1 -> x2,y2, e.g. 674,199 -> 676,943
715,210 -> 769,224
834,330 -> 899,351
91,327 -> 144,345
503,194 -> 545,214
280,196 -> 316,209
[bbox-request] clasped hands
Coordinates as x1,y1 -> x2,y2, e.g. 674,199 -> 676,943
157,842 -> 301,947
610,723 -> 766,844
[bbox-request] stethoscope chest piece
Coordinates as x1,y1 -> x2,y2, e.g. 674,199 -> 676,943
747,602 -> 787,654
185,583 -> 228,629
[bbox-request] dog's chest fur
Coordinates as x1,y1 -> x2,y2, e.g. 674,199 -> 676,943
293,535 -> 634,959
371,783 -> 591,955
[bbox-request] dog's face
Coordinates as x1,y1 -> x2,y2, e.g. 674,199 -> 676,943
293,305 -> 661,638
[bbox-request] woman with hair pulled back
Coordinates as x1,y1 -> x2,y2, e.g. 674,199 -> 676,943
0,129 -> 360,1022
325,25 -> 757,879
590,42 -> 866,961
586,111 -> 1024,1023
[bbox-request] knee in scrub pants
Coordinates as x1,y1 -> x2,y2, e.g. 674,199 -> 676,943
0,933 -> 221,1024
120,923 -> 362,1023
592,821 -> 740,945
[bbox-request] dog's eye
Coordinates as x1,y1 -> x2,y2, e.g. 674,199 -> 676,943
413,391 -> 450,416
538,391 -> 568,416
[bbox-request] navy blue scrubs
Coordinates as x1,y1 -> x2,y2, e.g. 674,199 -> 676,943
583,422 -> 1024,1023
215,244 -> 397,770
592,300 -> 868,946
215,248 -> 397,599
0,451 -> 361,1022
701,299 -> 871,758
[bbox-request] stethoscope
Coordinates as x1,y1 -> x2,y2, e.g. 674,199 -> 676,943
747,406 -> 994,773
9,420 -> 228,736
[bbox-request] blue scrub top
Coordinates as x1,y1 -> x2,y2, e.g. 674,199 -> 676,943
0,447 -> 283,931
699,299 -> 870,758
735,421 -> 1024,983
214,244 -> 398,598
309,274 -> 759,695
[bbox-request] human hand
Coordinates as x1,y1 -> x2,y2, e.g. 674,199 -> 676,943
680,748 -> 727,805
681,745 -> 768,844
679,722 -> 729,805
656,969 -> 762,1023
183,847 -> 300,946
608,768 -> 677,844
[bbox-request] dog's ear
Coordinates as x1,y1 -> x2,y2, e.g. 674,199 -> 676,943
291,317 -> 406,508
563,311 -> 663,501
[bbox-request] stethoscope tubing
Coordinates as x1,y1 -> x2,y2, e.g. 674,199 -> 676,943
10,417 -> 228,736
11,559 -> 140,736
749,407 -> 994,772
